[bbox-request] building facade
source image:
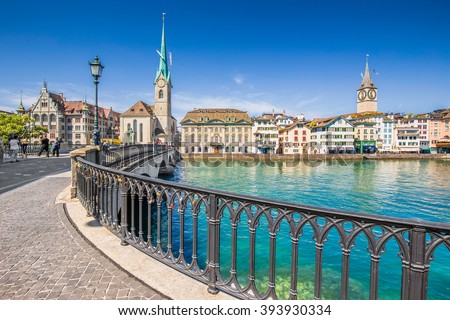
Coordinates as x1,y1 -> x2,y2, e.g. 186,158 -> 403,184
21,82 -> 120,145
252,115 -> 279,154
309,116 -> 355,154
180,108 -> 253,154
279,121 -> 311,154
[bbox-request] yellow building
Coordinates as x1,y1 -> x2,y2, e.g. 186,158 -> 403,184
180,108 -> 253,154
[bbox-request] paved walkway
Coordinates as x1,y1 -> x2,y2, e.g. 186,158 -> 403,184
0,157 -> 167,300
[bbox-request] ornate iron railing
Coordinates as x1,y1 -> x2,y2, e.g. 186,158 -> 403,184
74,156 -> 450,300
103,144 -> 168,169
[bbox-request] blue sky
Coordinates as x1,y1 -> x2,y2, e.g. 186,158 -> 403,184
1,0 -> 450,121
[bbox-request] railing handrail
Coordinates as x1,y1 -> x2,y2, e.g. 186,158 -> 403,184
75,156 -> 450,233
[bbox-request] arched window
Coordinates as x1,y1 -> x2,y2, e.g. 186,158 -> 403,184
159,90 -> 164,99
34,114 -> 40,122
191,133 -> 195,143
50,114 -> 56,123
42,114 -> 48,123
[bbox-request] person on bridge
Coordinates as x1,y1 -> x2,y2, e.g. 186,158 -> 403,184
9,134 -> 20,163
51,138 -> 61,157
38,135 -> 50,157
0,136 -> 5,164
20,136 -> 28,159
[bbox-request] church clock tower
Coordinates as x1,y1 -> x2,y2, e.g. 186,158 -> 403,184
357,55 -> 378,113
154,13 -> 174,143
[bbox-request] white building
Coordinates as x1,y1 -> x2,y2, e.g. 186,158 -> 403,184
309,116 -> 355,154
252,115 -> 279,154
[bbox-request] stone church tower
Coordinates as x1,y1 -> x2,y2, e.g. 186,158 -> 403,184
357,55 -> 378,113
153,13 -> 176,144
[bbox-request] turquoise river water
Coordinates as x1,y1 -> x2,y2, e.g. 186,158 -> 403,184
161,158 -> 450,299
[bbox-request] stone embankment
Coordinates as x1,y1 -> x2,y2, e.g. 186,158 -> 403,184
181,153 -> 450,163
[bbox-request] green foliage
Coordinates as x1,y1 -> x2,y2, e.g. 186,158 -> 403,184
0,113 -> 48,142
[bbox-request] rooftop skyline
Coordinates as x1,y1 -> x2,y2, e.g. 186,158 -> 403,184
1,0 -> 450,121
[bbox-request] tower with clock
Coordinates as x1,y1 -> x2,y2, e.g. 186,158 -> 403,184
153,13 -> 176,144
356,55 -> 378,113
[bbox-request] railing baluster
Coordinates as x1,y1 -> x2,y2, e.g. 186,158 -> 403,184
138,194 -> 144,245
268,231 -> 277,298
341,248 -> 350,299
248,227 -> 256,294
167,200 -> 173,257
289,237 -> 299,300
120,183 -> 129,246
130,193 -> 136,241
178,197 -> 185,260
314,243 -> 324,299
207,194 -> 219,294
147,198 -> 153,249
156,194 -> 162,253
370,254 -> 380,299
407,228 -> 428,299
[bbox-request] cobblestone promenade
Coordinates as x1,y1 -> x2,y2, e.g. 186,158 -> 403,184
0,156 -> 167,300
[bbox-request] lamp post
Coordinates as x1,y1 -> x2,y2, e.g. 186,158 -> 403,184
89,55 -> 104,146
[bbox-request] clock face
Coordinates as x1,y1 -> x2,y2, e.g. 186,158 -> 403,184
368,89 -> 377,100
358,90 -> 366,101
157,79 -> 165,88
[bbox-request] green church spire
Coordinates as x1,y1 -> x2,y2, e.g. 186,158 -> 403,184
17,91 -> 25,113
155,13 -> 170,82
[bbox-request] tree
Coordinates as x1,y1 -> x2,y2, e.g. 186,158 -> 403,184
0,113 -> 47,143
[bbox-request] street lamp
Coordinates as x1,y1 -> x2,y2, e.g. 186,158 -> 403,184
89,55 -> 104,146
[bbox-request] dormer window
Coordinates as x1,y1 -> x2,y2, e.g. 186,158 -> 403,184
226,116 -> 230,122
204,116 -> 209,121
159,90 -> 164,99
198,117 -> 202,122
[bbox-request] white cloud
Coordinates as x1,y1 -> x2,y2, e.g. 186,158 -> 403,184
233,74 -> 245,85
171,92 -> 323,122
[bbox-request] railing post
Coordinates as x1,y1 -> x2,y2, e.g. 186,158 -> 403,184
407,228 -> 428,299
207,194 -> 220,294
120,181 -> 129,246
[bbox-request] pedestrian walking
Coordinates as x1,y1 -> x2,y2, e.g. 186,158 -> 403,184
0,136 -> 5,164
20,137 -> 28,158
38,135 -> 50,157
9,134 -> 20,163
52,138 -> 61,157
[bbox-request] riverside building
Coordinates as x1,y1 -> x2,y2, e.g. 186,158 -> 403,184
308,116 -> 355,154
180,108 -> 253,154
18,82 -> 120,145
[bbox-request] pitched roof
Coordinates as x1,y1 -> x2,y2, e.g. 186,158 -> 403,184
63,101 -> 116,119
309,116 -> 352,129
121,101 -> 154,117
360,56 -> 376,89
181,108 -> 252,124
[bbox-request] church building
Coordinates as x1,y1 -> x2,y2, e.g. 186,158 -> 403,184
120,14 -> 177,145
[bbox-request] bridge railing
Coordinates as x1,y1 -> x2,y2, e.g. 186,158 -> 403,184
73,156 -> 450,300
103,144 -> 168,169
